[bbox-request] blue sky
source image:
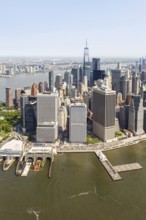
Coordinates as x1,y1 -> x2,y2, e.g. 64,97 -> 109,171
0,0 -> 146,57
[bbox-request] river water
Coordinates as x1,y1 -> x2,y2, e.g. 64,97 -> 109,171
0,72 -> 51,100
0,142 -> 146,220
0,63 -> 119,100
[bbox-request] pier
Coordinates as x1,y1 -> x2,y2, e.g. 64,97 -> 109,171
113,163 -> 142,172
48,159 -> 53,178
95,151 -> 143,180
95,151 -> 122,181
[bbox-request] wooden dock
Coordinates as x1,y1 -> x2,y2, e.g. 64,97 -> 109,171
113,163 -> 142,172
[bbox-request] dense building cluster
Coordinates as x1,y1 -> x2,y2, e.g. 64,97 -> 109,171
5,44 -> 146,143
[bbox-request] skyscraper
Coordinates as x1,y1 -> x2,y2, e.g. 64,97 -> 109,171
48,71 -> 54,92
128,95 -> 144,135
31,83 -> 38,96
64,71 -> 71,85
55,74 -> 62,90
92,58 -> 100,71
92,87 -> 116,141
71,67 -> 79,88
20,93 -> 28,131
38,81 -> 44,93
25,101 -> 37,133
69,103 -> 87,143
83,40 -> 91,84
92,70 -> 105,84
6,88 -> 13,108
120,75 -> 132,101
132,73 -> 140,95
111,69 -> 122,93
15,88 -> 21,109
36,93 -> 58,143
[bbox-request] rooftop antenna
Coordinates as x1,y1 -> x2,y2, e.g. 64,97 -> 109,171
86,38 -> 88,48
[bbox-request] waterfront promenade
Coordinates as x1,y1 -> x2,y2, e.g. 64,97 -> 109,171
57,134 -> 146,153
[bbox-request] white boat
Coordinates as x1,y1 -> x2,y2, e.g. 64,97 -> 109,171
16,160 -> 26,176
3,157 -> 15,171
21,159 -> 32,176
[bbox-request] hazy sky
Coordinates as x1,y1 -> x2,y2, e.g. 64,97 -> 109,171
0,0 -> 146,57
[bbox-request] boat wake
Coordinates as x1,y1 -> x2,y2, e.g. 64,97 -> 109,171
70,191 -> 90,198
27,208 -> 41,220
70,186 -> 122,205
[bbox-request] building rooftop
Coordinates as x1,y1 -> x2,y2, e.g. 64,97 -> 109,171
0,140 -> 23,152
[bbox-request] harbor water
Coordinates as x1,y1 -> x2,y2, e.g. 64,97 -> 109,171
0,142 -> 146,220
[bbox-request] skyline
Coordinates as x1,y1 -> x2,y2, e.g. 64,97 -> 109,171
0,0 -> 146,57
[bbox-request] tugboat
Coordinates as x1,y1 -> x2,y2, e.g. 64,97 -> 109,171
3,157 -> 15,171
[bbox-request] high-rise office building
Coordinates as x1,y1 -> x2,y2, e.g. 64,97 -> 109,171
92,87 -> 116,141
48,71 -> 54,92
71,67 -> 79,88
38,81 -> 44,93
143,90 -> 146,107
20,93 -> 28,130
128,95 -> 144,135
92,70 -> 105,84
36,93 -> 58,143
6,88 -> 13,108
64,71 -> 71,85
120,75 -> 132,101
132,73 -> 140,95
111,69 -> 122,93
55,74 -> 62,90
58,106 -> 67,131
143,108 -> 146,133
141,71 -> 146,81
117,92 -> 123,105
119,105 -> 129,130
69,103 -> 87,143
25,101 -> 37,133
15,88 -> 21,109
92,58 -> 100,71
31,83 -> 38,96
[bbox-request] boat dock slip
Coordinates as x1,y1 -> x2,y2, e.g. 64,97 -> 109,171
95,151 -> 122,181
113,163 -> 142,172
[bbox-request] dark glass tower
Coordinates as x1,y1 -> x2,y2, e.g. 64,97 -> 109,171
48,71 -> 54,92
92,87 -> 116,141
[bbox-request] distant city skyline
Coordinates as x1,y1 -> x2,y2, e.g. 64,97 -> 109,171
0,0 -> 146,57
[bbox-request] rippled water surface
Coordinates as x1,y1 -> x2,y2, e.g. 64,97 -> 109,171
0,142 -> 146,220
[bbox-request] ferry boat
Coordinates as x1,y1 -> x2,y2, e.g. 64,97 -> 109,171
3,157 -> 15,171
